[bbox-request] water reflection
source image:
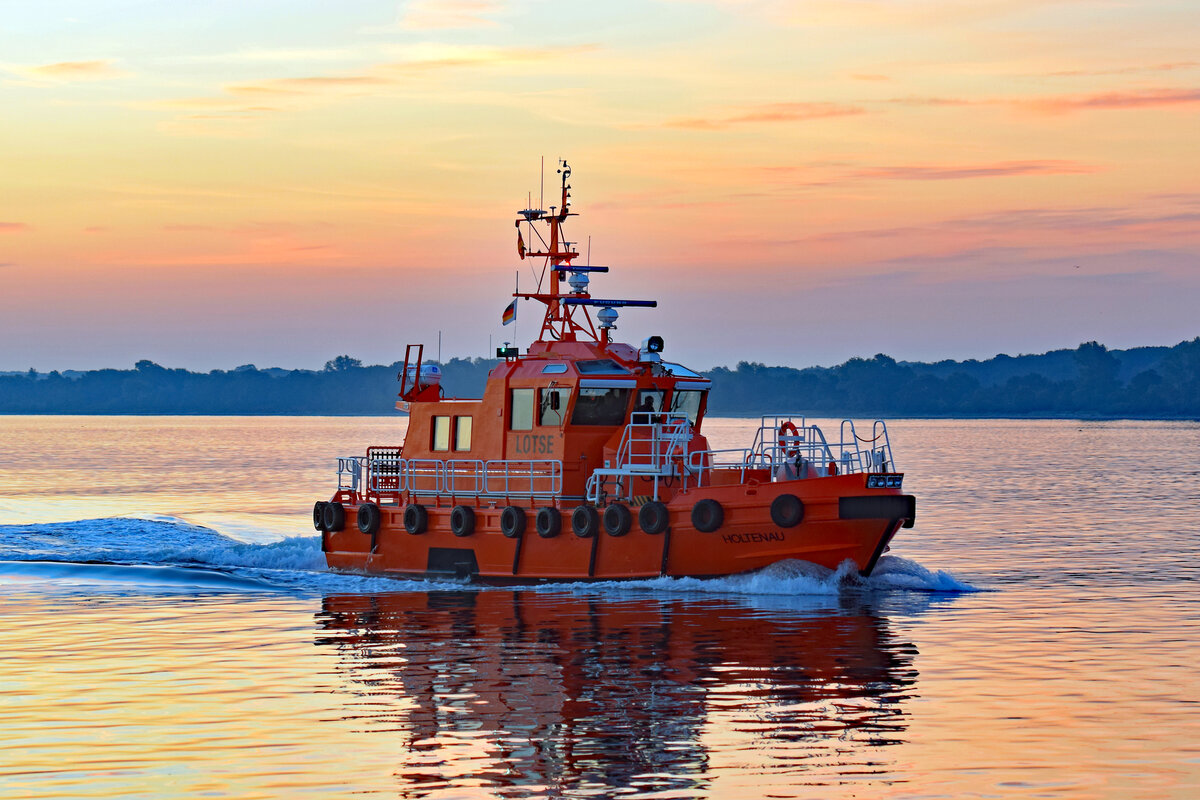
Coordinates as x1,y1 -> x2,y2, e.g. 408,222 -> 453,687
316,591 -> 921,798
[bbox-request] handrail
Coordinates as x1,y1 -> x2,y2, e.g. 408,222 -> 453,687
356,456 -> 562,500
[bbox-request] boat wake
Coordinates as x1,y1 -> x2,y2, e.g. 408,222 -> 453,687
0,517 -> 979,597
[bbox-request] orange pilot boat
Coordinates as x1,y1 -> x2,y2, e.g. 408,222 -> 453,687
315,161 -> 915,582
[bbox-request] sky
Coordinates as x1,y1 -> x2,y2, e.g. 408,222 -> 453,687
1,0 -> 1198,372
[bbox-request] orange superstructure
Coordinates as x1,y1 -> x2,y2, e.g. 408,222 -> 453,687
315,162 -> 915,581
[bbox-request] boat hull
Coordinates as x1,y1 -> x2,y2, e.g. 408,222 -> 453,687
322,475 -> 914,581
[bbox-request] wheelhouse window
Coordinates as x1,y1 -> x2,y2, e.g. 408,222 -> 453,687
541,364 -> 568,374
539,387 -> 569,426
571,387 -> 632,426
576,359 -> 631,375
670,389 -> 705,425
634,389 -> 665,419
510,389 -> 534,431
454,416 -> 472,451
432,415 -> 451,451
661,362 -> 703,378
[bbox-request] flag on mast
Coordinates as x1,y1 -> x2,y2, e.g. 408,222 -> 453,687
516,230 -> 526,259
501,299 -> 517,326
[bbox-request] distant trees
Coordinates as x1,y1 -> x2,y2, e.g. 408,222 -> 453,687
2,339 -> 1198,417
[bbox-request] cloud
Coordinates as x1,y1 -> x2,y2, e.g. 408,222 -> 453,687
666,102 -> 865,129
0,222 -> 31,233
854,160 -> 1098,181
20,59 -> 128,81
888,88 -> 1200,114
1040,61 -> 1200,78
154,44 -> 597,116
850,73 -> 890,81
394,0 -> 505,30
1023,88 -> 1200,113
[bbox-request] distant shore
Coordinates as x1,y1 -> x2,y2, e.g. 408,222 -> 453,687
3,338 -> 1198,419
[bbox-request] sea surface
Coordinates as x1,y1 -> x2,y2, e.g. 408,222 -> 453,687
0,416 -> 1197,799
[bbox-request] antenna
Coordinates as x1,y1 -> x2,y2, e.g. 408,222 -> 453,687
539,156 -> 544,210
587,235 -> 591,266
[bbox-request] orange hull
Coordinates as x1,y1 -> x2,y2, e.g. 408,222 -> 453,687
323,475 -> 912,581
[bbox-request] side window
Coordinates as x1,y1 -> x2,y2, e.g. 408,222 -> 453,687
539,387 -> 569,426
670,390 -> 705,425
634,390 -> 664,418
510,389 -> 534,431
571,388 -> 632,426
454,416 -> 472,451
432,415 -> 451,451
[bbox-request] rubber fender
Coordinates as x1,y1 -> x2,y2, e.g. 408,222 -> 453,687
639,500 -> 669,535
403,503 -> 428,535
603,504 -> 632,537
571,505 -> 599,538
536,507 -> 562,538
322,502 -> 346,532
771,493 -> 804,528
313,501 -> 327,531
500,506 -> 526,539
450,505 -> 475,537
357,503 -> 381,536
691,498 -> 724,532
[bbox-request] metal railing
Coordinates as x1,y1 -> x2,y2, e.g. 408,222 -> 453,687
354,455 -> 563,500
686,415 -> 898,485
337,456 -> 363,492
586,412 -> 695,503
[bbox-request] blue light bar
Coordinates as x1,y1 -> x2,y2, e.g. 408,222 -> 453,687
554,265 -> 610,273
561,298 -> 658,308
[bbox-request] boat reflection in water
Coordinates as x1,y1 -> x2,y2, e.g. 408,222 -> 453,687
316,590 -> 924,797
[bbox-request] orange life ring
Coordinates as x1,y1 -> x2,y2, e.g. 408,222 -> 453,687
779,421 -> 801,458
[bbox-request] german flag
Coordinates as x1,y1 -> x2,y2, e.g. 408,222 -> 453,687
501,299 -> 517,326
517,230 -> 526,259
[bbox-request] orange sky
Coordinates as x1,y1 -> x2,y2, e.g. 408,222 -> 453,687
2,1 -> 1198,370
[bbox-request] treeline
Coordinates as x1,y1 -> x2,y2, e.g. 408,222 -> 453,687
2,340 -> 1198,418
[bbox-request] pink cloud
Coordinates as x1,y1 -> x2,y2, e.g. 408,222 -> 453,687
667,102 -> 865,129
0,222 -> 31,233
854,160 -> 1098,181
1024,88 -> 1200,113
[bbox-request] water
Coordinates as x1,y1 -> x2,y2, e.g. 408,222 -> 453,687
0,416 -> 1197,798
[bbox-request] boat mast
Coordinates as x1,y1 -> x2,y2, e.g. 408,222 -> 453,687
512,160 -> 654,345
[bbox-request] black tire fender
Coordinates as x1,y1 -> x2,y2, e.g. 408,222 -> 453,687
571,505 -> 599,538
403,503 -> 428,535
357,503 -> 381,535
639,500 -> 669,535
450,505 -> 475,537
500,506 -> 526,539
603,504 -> 632,537
691,498 -> 724,532
771,493 -> 804,528
536,507 -> 562,538
313,501 -> 328,531
322,502 -> 346,532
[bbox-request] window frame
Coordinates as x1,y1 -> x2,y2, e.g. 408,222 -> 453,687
431,415 -> 451,451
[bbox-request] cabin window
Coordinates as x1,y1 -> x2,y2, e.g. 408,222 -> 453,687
571,387 -> 632,426
661,362 -> 703,378
454,416 -> 472,451
510,389 -> 534,431
576,359 -> 631,375
670,389 -> 705,425
539,387 -> 570,426
541,364 -> 568,374
432,416 -> 451,451
634,389 -> 665,419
